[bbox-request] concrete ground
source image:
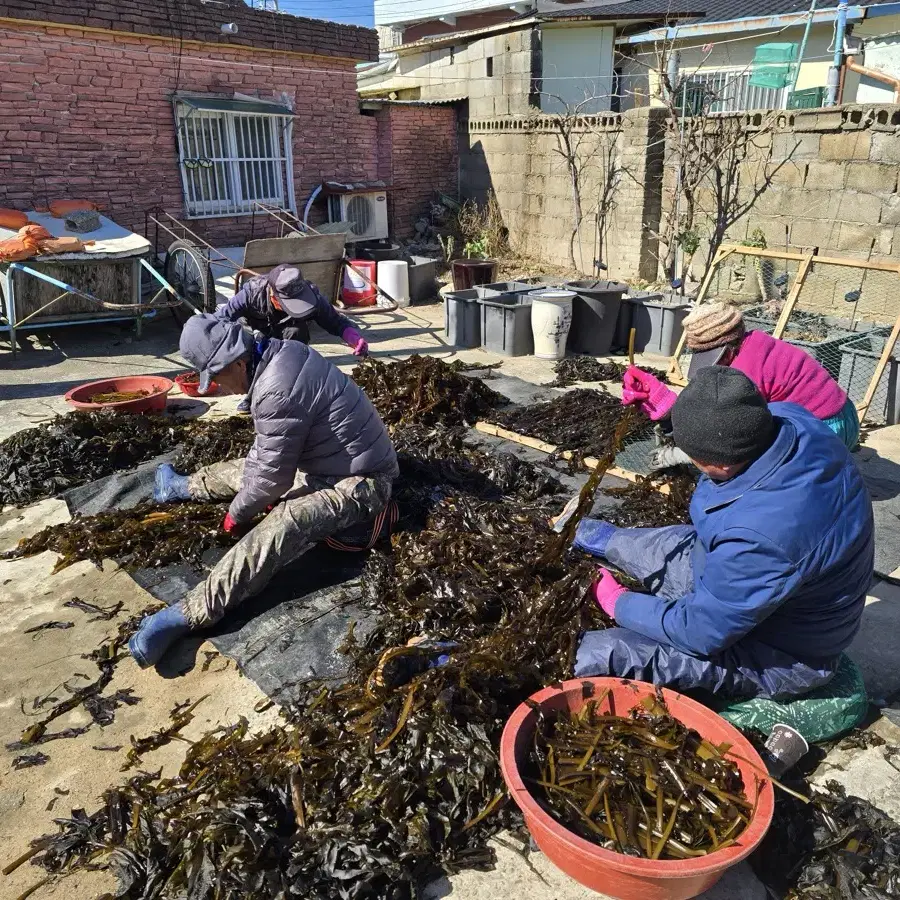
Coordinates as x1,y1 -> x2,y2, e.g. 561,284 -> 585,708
2,284 -> 900,900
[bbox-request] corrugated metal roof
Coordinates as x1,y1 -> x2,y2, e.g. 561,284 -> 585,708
359,97 -> 466,106
542,0 -> 900,23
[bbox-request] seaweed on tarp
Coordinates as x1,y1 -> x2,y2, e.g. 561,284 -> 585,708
552,359 -> 670,388
489,388 -> 650,459
752,778 -> 900,898
0,411 -> 183,507
4,503 -> 234,571
173,417 -> 255,474
601,473 -> 696,529
353,355 -> 509,428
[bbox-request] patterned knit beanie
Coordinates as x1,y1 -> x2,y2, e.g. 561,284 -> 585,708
683,301 -> 745,351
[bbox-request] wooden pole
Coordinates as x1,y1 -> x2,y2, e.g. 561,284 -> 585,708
857,303 -> 900,423
628,327 -> 636,366
473,421 -> 672,494
772,252 -> 814,339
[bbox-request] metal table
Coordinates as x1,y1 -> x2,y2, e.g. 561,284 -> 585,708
0,212 -> 155,355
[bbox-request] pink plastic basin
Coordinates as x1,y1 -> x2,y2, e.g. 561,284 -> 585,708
500,678 -> 774,900
64,375 -> 174,413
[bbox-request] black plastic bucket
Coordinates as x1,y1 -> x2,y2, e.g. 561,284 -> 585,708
565,279 -> 628,355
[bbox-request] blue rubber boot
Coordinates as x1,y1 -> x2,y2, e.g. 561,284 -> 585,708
153,463 -> 191,504
128,603 -> 192,669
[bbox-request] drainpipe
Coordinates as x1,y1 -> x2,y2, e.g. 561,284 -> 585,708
845,54 -> 900,102
789,0 -> 817,96
825,1 -> 849,106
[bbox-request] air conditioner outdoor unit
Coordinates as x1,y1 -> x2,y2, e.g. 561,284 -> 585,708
327,191 -> 389,241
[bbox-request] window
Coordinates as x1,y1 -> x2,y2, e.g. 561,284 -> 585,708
679,70 -> 787,114
486,56 -> 493,77
174,99 -> 294,218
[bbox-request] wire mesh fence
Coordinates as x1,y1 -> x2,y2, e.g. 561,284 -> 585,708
669,246 -> 900,426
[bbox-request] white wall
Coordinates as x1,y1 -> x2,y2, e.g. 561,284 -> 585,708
375,0 -> 509,27
620,22 -> 840,110
856,33 -> 900,103
540,24 -> 615,113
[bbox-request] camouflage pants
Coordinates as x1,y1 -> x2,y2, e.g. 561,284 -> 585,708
184,460 -> 392,628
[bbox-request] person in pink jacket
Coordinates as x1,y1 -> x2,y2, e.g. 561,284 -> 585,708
625,301 -> 860,466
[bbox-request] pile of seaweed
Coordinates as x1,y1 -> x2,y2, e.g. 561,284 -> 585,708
353,355 -> 508,428
4,503 -> 235,571
489,388 -> 650,459
752,777 -> 900,898
601,473 -> 696,529
528,689 -> 751,859
173,416 -> 254,473
0,411 -> 183,507
26,489 -> 602,898
552,358 -> 670,388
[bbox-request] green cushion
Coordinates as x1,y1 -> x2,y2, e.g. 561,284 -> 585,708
716,654 -> 868,743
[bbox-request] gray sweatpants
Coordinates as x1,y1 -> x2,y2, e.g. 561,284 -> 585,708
184,460 -> 392,628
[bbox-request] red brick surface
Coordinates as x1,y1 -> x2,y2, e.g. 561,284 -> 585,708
0,21 -> 379,246
0,0 -> 378,62
376,105 -> 459,238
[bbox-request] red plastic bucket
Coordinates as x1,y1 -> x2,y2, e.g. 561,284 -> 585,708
175,372 -> 218,397
500,678 -> 774,900
342,259 -> 377,307
64,376 -> 174,413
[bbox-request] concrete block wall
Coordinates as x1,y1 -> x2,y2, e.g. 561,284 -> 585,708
460,108 -> 664,281
681,105 -> 900,323
0,20 -> 379,247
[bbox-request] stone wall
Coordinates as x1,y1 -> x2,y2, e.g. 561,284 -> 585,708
460,107 -> 665,281
459,103 -> 900,294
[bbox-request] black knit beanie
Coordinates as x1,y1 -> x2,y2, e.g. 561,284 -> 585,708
671,367 -> 775,465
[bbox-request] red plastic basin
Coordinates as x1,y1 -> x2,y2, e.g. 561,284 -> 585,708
64,375 -> 174,413
175,371 -> 218,397
500,678 -> 774,900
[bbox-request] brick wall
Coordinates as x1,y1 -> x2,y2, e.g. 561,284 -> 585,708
376,105 -> 459,239
0,0 -> 378,61
0,20 -> 379,247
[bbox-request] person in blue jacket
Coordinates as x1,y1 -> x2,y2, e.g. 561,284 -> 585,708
575,366 -> 873,700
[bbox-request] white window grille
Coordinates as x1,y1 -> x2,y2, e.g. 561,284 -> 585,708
174,100 -> 295,218
682,70 -> 788,113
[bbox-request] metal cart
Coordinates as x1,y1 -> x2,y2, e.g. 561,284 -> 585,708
0,212 -> 177,357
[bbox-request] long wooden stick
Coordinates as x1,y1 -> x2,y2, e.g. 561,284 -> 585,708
473,421 -> 672,494
772,251 -> 814,339
857,305 -> 900,422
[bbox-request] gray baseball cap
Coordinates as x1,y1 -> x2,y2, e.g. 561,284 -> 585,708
180,314 -> 253,392
266,264 -> 318,318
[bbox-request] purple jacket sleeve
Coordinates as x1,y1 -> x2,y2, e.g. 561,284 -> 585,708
228,389 -> 312,523
614,528 -> 802,657
310,283 -> 353,337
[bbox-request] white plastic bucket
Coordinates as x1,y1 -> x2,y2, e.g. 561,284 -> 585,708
377,260 -> 411,309
529,289 -> 575,359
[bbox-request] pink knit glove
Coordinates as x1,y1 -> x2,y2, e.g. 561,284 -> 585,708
593,567 -> 628,620
342,327 -> 368,357
621,366 -> 677,421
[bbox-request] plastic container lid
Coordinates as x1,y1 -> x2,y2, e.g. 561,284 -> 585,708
528,288 -> 577,301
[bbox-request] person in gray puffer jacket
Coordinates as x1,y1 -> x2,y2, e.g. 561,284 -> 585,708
128,314 -> 398,670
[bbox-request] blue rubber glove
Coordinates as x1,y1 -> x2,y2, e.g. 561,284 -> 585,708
128,602 -> 191,669
573,519 -> 617,558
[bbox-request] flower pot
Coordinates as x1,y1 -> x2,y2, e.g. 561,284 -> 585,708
450,258 -> 498,290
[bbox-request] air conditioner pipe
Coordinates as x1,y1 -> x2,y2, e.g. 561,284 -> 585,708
844,54 -> 900,102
